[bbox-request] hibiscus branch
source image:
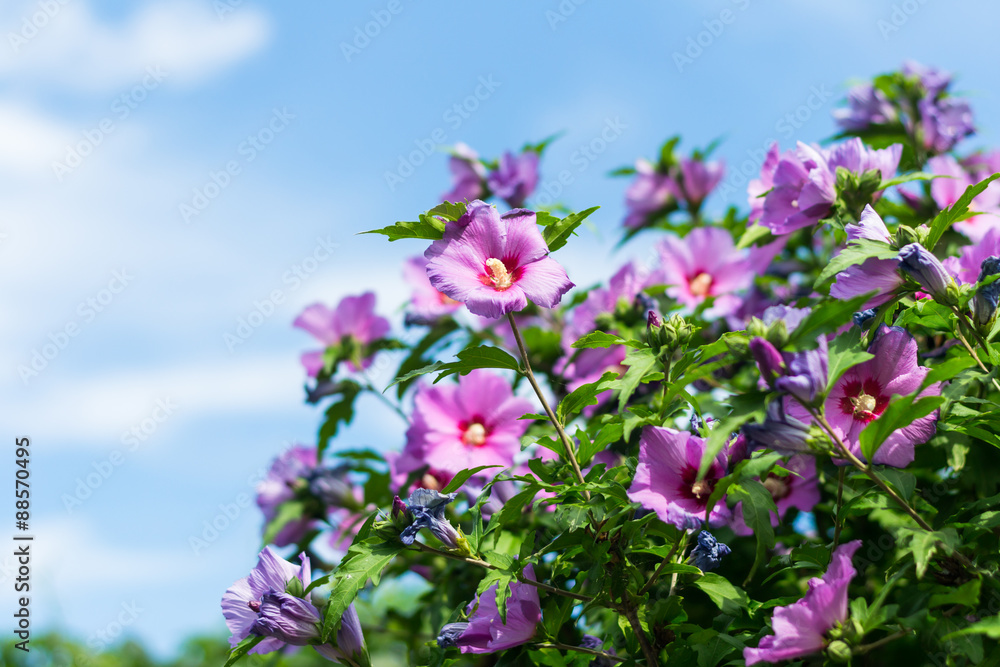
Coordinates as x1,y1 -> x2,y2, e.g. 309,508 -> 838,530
811,411 -> 981,573
506,313 -> 588,489
853,627 -> 911,655
949,307 -> 1000,393
637,534 -> 685,597
622,602 -> 660,666
406,541 -> 595,602
533,642 -> 625,663
834,467 -> 846,547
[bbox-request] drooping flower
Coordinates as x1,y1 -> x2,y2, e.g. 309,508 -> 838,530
731,454 -> 820,536
402,256 -> 462,326
424,201 -> 574,319
897,243 -> 956,303
622,159 -> 677,229
221,547 -> 368,664
790,325 -> 941,468
690,531 -> 731,571
453,564 -> 542,653
628,426 -> 731,529
973,256 -> 1000,327
743,400 -> 813,454
397,488 -> 464,550
487,150 -> 539,208
750,335 -> 828,407
398,370 -> 534,477
657,226 -> 763,320
294,293 -> 391,377
743,540 -> 862,665
442,143 -> 487,204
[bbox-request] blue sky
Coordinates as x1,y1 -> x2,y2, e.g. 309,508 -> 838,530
2,0 -> 999,659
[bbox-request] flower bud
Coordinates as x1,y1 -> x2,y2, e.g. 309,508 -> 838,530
973,256 -> 1000,327
897,243 -> 957,305
827,640 -> 853,663
749,337 -> 784,388
852,308 -> 877,329
690,531 -> 731,571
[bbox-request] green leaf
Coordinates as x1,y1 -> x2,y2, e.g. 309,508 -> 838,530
736,223 -> 774,250
879,171 -> 939,190
317,381 -> 362,459
924,351 -> 978,387
360,215 -> 446,242
925,173 -> 1000,251
815,239 -> 899,285
387,345 -> 522,389
859,393 -> 945,462
393,319 -> 459,398
558,371 -> 618,422
944,614 -> 1000,640
571,331 -> 627,349
321,539 -> 403,641
826,326 -> 875,392
731,480 -> 778,583
930,578 -> 981,609
262,501 -> 307,546
441,465 -> 505,494
692,572 -> 749,615
614,347 -> 659,413
427,200 -> 468,221
787,293 -> 875,345
224,636 -> 264,667
543,206 -> 599,252
578,422 -> 623,466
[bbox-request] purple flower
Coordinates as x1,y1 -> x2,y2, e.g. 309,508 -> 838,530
919,96 -> 974,155
221,547 -> 368,663
677,155 -> 725,210
973,256 -> 1000,327
294,293 -> 391,377
748,143 -> 781,223
830,206 -> 905,309
398,369 -> 533,478
436,622 -> 470,649
690,531 -> 731,571
628,426 -> 731,529
623,159 -> 676,229
833,84 -> 897,131
442,143 -> 487,203
897,243 -> 955,303
256,446 -> 318,547
743,400 -> 813,454
791,325 -> 942,468
425,201 -> 574,319
657,227 -> 759,320
398,488 -> 463,550
825,138 -> 902,186
487,150 -> 539,208
743,540 -> 862,665
402,256 -> 462,326
902,61 -> 951,96
562,261 -> 650,348
455,564 -> 542,653
750,335 -> 829,407
731,454 -> 820,536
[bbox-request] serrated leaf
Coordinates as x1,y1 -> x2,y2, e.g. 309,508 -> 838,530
731,480 -> 778,583
427,200 -> 468,221
543,206 -> 599,252
317,381 -> 362,459
925,173 -> 1000,251
692,572 -> 749,614
360,216 -> 446,242
614,347 -> 659,413
224,636 -> 263,667
787,293 -> 875,344
579,421 -> 623,466
571,331 -> 627,349
387,345 -> 522,389
321,539 -> 403,641
816,239 -> 899,285
944,614 -> 1000,640
441,465 -> 504,494
558,371 -> 618,422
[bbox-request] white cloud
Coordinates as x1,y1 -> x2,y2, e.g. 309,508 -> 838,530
0,101 -> 76,172
0,0 -> 271,91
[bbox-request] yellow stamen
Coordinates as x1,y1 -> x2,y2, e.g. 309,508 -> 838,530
691,479 -> 712,499
463,423 -> 487,446
485,258 -> 512,290
850,393 -> 877,417
689,272 -> 713,297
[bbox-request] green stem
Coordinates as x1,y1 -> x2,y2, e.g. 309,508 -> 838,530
853,628 -> 911,655
507,313 -> 588,488
622,602 -> 660,666
834,467 -> 846,547
533,642 -> 625,663
363,381 -> 411,424
638,533 -> 685,598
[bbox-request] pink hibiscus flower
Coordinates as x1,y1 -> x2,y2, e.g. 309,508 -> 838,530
293,292 -> 390,377
424,200 -> 574,319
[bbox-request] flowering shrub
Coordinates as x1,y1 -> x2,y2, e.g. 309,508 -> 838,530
221,62 -> 1000,666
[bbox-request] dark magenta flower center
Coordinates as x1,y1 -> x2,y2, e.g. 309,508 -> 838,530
460,420 -> 489,446
839,379 -> 889,424
682,466 -> 718,503
763,474 -> 792,501
689,272 -> 713,297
